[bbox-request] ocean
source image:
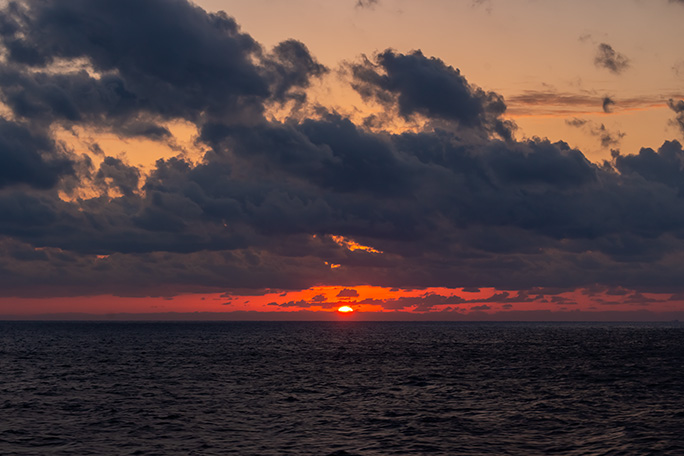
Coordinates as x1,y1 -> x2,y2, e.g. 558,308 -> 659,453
1,321 -> 683,455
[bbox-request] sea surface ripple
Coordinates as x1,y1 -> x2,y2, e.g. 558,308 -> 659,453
1,321 -> 683,455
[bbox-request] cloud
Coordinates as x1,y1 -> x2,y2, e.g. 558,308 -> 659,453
594,43 -> 630,75
336,288 -> 359,297
673,61 -> 684,77
359,293 -> 466,311
470,304 -> 491,311
472,0 -> 492,10
0,0 -> 326,138
4,0 -> 684,300
668,99 -> 684,135
268,299 -> 310,308
565,117 -> 625,148
0,0 -> 269,123
466,291 -> 535,304
549,296 -> 577,305
602,96 -> 615,113
356,0 -> 379,9
349,49 -> 514,139
93,157 -> 141,197
507,89 -> 676,116
353,290 -> 553,312
0,119 -> 74,189
263,39 -> 327,104
614,140 -> 684,195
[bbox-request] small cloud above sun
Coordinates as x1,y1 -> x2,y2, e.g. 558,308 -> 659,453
337,305 -> 354,313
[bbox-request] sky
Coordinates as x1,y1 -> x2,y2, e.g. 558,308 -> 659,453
1,0 -> 684,320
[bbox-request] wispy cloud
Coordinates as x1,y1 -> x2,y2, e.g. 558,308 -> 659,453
594,43 -> 630,75
566,117 -> 625,149
355,0 -> 379,9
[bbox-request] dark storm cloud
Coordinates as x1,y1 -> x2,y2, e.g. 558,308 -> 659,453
6,116 -> 684,295
200,113 -> 412,197
0,0 -> 268,121
0,67 -> 174,139
350,50 -> 513,139
0,0 -> 325,135
4,0 -> 684,299
264,40 -> 328,104
594,43 -> 630,75
603,96 -> 615,113
0,119 -> 74,189
93,157 -> 141,197
614,140 -> 684,194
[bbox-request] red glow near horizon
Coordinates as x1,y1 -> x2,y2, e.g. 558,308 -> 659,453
0,284 -> 680,319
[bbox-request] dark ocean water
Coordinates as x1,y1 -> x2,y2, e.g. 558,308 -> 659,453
1,321 -> 683,455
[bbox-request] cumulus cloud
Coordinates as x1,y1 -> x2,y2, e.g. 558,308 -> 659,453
0,0 -> 325,135
0,119 -> 74,189
614,140 -> 684,195
349,49 -> 514,140
594,43 -> 630,75
263,39 -> 327,105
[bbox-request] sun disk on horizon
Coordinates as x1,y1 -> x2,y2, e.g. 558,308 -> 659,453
337,305 -> 354,313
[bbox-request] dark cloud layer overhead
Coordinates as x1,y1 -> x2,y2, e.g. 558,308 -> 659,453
0,0 -> 325,132
0,119 -> 74,189
1,0 -> 684,303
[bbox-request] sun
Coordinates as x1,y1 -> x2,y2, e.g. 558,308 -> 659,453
337,305 -> 354,313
